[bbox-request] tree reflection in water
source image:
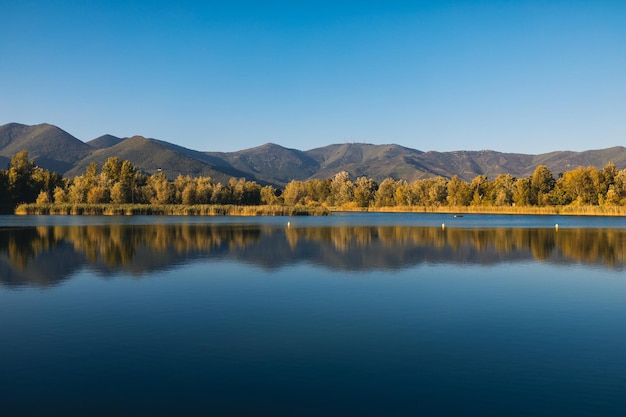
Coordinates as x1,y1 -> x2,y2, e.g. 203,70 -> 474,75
1,224 -> 625,287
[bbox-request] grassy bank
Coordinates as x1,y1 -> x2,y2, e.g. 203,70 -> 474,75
15,203 -> 330,216
339,205 -> 626,216
14,203 -> 626,217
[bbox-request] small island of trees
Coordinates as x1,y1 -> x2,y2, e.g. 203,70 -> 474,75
3,150 -> 626,216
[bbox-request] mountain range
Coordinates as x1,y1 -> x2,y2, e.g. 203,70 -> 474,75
1,122 -> 625,186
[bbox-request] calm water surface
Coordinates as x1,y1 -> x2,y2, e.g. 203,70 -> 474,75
1,213 -> 625,416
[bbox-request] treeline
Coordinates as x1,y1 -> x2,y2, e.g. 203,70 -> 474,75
4,150 -> 626,212
1,152 -> 268,209
0,151 -> 63,212
282,164 -> 626,208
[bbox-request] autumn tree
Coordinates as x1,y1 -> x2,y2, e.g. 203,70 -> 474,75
0,170 -> 10,212
530,165 -> 555,206
102,157 -> 122,185
446,175 -> 472,206
194,177 -> 214,204
147,172 -> 175,204
229,178 -> 261,205
330,172 -> 355,206
560,166 -> 600,205
174,175 -> 195,204
353,176 -> 377,207
409,180 -> 430,206
374,178 -> 400,207
282,180 -> 307,205
261,185 -> 280,205
491,174 -> 515,206
598,162 -> 619,204
6,151 -> 62,206
87,185 -> 110,204
427,177 -> 448,206
53,185 -> 69,204
306,178 -> 332,205
210,183 -> 230,204
7,150 -> 37,204
513,178 -> 532,206
181,180 -> 198,205
469,175 -> 489,206
392,180 -> 411,206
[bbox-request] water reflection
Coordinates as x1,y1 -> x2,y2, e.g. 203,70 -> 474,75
1,223 -> 625,287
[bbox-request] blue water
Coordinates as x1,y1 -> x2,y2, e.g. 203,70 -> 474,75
0,213 -> 625,416
3,211 -> 626,228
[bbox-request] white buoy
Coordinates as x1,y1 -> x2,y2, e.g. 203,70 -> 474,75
442,223 -> 445,230
287,221 -> 291,228
555,223 -> 558,231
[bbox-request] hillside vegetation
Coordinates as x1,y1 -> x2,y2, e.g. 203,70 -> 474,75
3,122 -> 626,187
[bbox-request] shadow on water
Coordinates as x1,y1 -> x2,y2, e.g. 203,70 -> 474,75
1,223 -> 626,287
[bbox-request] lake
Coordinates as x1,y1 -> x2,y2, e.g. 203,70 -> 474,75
1,213 -> 626,416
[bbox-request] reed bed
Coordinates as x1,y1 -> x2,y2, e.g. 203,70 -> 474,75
15,203 -> 626,217
15,203 -> 330,216
343,205 -> 626,216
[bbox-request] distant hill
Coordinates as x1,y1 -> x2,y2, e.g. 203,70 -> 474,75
0,123 -> 92,173
66,135 -> 256,184
87,134 -> 125,149
206,143 -> 320,184
1,122 -> 626,186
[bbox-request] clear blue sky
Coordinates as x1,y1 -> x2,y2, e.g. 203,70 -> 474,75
1,0 -> 625,153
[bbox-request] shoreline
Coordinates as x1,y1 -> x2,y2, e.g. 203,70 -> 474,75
336,205 -> 626,216
13,203 -> 626,216
14,204 -> 330,216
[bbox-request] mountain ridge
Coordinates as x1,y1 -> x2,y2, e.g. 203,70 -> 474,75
1,122 -> 625,186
